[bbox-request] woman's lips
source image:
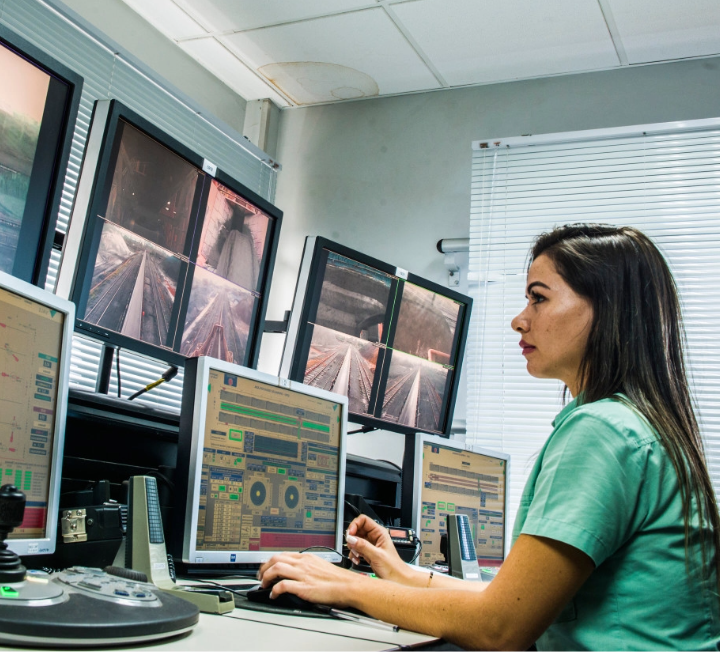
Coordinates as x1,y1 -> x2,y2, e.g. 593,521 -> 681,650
519,340 -> 536,356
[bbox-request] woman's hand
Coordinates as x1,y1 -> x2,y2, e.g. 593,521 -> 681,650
346,515 -> 423,586
257,553 -> 363,607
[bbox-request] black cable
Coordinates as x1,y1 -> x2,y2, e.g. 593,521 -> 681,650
115,347 -> 121,398
408,540 -> 422,565
347,426 -> 378,435
300,545 -> 353,567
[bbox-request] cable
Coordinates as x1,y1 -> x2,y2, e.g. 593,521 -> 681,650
128,365 -> 179,401
300,545 -> 353,567
408,540 -> 422,565
347,426 -> 378,435
115,347 -> 121,398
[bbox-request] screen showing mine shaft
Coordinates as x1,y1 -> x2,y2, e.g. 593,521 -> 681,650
419,442 -> 507,567
0,285 -> 64,539
195,368 -> 342,552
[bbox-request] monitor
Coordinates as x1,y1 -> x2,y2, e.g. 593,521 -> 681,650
280,237 -> 472,437
0,24 -> 83,286
413,435 -> 509,568
59,100 -> 281,367
174,356 -> 348,566
0,270 -> 74,556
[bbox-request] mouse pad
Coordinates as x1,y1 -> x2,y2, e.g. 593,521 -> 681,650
233,592 -> 333,620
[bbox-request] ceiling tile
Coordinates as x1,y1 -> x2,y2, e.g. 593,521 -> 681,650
176,0 -> 377,34
121,0 -> 207,40
179,38 -> 289,105
607,0 -> 720,63
391,0 -> 619,87
221,8 -> 440,102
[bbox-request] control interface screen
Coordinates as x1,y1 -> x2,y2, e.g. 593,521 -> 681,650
0,286 -> 64,539
419,443 -> 506,567
196,369 -> 342,551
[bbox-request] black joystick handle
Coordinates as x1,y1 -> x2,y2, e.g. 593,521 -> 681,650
0,485 -> 27,583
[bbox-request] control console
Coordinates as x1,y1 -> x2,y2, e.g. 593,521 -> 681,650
0,484 -> 199,647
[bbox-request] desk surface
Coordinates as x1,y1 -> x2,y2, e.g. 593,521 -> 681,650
136,606 -> 438,651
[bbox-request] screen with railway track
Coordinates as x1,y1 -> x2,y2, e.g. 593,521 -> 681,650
0,284 -> 64,540
419,442 -> 507,568
71,103 -> 281,368
283,238 -> 471,436
193,367 -> 343,553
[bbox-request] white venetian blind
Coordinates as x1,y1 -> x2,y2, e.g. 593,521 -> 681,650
0,0 -> 277,411
467,120 -> 720,538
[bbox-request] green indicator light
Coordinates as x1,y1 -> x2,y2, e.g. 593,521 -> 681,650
481,525 -> 485,530
220,402 -> 297,426
219,485 -> 226,491
306,511 -> 312,518
229,429 -> 243,442
301,421 -> 330,433
289,476 -> 297,481
208,384 -> 212,392
229,494 -> 239,500
278,468 -> 286,475
234,458 -> 243,465
1,587 -> 18,598
237,487 -> 242,493
4,469 -> 11,477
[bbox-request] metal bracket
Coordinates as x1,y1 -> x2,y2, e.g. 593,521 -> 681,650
263,310 -> 291,334
61,509 -> 88,543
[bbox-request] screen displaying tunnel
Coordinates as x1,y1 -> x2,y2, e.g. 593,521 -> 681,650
285,238 -> 472,437
72,101 -> 281,368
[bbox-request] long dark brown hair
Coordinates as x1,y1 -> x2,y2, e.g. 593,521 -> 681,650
531,223 -> 719,584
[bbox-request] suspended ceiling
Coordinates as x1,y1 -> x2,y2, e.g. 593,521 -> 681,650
120,0 -> 720,107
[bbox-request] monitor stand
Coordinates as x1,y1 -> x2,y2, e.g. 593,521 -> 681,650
0,485 -> 198,648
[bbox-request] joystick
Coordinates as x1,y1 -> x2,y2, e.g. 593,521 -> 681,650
0,485 -> 28,583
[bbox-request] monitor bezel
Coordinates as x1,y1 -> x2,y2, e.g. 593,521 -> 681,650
0,23 -> 83,286
181,356 -> 348,565
64,99 -> 282,368
280,236 -> 473,437
412,434 -> 511,562
0,270 -> 74,556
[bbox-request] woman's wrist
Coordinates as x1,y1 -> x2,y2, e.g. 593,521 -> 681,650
395,562 -> 429,588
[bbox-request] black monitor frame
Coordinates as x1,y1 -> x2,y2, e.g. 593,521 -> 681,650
69,100 -> 282,368
0,23 -> 83,286
280,237 -> 472,437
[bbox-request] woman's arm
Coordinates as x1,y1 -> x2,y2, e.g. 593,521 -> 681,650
345,515 -> 489,591
259,533 -> 595,651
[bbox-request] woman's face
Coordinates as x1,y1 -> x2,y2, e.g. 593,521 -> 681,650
511,254 -> 594,396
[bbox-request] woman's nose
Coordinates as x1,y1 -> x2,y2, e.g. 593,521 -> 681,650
511,309 -> 528,333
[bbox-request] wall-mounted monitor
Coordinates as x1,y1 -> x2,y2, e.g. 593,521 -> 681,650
280,237 -> 472,437
0,24 -> 83,286
413,435 -> 509,568
174,356 -> 348,566
60,100 -> 281,367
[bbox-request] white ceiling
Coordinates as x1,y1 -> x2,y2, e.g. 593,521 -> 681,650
120,0 -> 720,107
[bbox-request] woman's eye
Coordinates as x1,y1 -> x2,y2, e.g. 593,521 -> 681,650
530,293 -> 545,304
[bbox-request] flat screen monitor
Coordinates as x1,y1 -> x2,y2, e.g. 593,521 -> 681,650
413,435 -> 509,568
280,237 -> 472,436
0,270 -> 74,556
175,356 -> 348,566
0,24 -> 83,286
61,100 -> 281,367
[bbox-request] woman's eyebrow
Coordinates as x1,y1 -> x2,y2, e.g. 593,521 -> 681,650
526,281 -> 551,294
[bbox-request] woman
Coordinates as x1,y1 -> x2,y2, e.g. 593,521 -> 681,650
259,224 -> 720,650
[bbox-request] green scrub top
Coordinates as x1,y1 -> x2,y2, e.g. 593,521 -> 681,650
512,395 -> 720,650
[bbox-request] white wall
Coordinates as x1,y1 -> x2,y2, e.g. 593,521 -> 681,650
60,0 -> 247,134
265,56 -> 720,465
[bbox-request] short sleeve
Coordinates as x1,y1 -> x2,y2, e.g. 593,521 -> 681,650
519,409 -> 648,566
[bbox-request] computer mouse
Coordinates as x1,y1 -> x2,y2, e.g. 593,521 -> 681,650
246,584 -> 317,612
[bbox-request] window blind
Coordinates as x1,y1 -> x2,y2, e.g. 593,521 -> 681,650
467,119 -> 720,539
0,0 -> 277,411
